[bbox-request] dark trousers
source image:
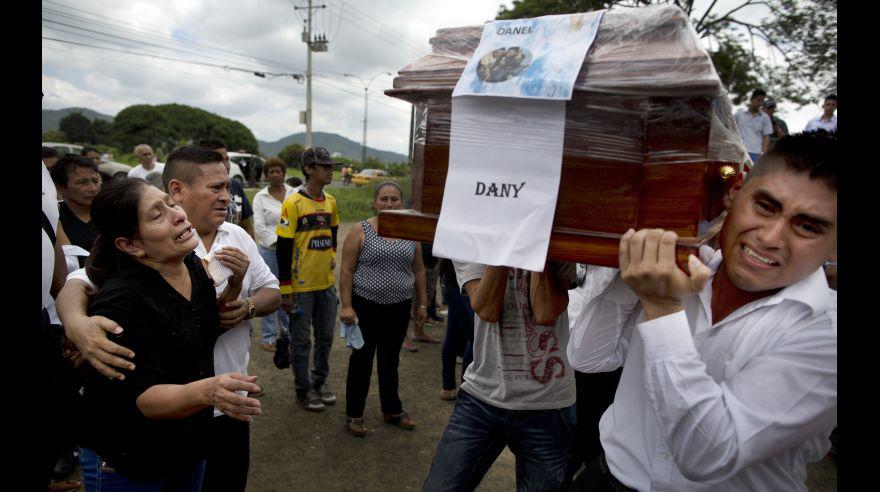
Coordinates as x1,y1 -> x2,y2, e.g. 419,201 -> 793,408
201,415 -> 250,492
562,368 -> 623,488
567,454 -> 636,492
440,282 -> 474,390
345,294 -> 411,417
35,309 -> 66,488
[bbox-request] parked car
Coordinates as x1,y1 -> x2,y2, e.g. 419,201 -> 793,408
228,152 -> 265,186
228,161 -> 246,185
42,142 -> 132,182
352,168 -> 389,187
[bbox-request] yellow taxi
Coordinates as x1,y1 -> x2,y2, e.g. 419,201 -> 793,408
351,168 -> 390,187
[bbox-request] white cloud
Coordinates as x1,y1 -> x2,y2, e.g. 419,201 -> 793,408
42,0 -> 831,154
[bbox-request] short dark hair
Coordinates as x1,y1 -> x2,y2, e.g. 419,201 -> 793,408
748,130 -> 837,191
750,88 -> 767,100
50,154 -> 99,187
86,178 -> 151,286
825,94 -> 838,102
264,156 -> 286,174
42,146 -> 60,159
163,145 -> 225,189
285,176 -> 303,187
81,146 -> 100,156
196,137 -> 227,151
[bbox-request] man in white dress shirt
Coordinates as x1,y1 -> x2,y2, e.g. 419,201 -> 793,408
567,130 -> 837,491
804,94 -> 838,134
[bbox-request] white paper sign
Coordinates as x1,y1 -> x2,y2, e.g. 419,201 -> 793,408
432,96 -> 566,271
453,11 -> 604,100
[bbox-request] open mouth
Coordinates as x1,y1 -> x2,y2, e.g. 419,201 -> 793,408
742,244 -> 779,267
175,225 -> 194,242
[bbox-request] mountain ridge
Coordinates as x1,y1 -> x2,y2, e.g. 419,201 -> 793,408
42,107 -> 408,163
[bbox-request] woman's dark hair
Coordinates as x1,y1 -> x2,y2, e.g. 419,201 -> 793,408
373,180 -> 403,201
86,177 -> 150,286
264,156 -> 286,174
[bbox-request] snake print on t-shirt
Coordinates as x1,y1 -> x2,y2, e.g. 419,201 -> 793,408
352,220 -> 416,304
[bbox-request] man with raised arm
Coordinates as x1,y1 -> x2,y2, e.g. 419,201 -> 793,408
567,131 -> 837,491
423,259 -> 577,491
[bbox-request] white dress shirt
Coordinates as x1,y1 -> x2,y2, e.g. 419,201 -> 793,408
42,163 -> 60,310
251,184 -> 296,249
567,247 -> 837,491
804,115 -> 837,133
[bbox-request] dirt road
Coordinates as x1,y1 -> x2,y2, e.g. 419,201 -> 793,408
244,221 -> 837,491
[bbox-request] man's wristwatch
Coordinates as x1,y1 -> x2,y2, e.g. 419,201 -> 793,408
244,297 -> 257,319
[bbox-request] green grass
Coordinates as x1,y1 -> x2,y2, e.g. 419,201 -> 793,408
244,176 -> 411,224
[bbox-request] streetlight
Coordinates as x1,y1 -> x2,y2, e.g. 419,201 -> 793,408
344,71 -> 391,167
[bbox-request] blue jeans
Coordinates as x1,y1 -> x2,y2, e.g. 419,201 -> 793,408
79,448 -> 205,492
288,287 -> 338,393
257,246 -> 288,344
423,390 -> 576,492
748,152 -> 762,164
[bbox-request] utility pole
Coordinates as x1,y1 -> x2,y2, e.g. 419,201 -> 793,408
294,0 -> 327,149
344,72 -> 391,166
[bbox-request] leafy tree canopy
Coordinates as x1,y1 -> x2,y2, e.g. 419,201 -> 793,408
59,112 -> 93,144
497,0 -> 836,106
112,103 -> 259,154
278,143 -> 305,168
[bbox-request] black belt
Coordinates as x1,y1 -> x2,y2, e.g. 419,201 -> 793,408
599,453 -> 637,492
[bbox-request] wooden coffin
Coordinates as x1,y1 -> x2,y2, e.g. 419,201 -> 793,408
380,6 -> 748,268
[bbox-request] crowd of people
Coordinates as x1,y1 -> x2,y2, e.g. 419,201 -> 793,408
734,90 -> 838,166
41,120 -> 837,490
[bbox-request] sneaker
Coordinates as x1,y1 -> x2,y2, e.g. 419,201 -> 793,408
296,389 -> 326,412
314,383 -> 336,405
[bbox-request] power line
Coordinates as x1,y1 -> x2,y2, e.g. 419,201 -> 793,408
42,18 -> 257,70
333,0 -> 428,55
42,1 -> 401,83
42,35 -> 303,80
326,1 -> 426,58
42,2 -> 305,73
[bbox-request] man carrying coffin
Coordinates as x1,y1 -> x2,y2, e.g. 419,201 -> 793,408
567,131 -> 837,491
423,259 -> 578,491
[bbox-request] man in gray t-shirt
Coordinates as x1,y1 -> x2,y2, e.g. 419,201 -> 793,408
423,261 -> 577,491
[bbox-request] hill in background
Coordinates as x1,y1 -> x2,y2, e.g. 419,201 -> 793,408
42,108 -> 407,164
258,132 -> 408,164
42,107 -> 114,134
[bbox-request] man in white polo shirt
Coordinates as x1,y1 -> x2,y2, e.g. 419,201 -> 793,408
127,143 -> 165,180
567,131 -> 837,491
56,146 -> 281,492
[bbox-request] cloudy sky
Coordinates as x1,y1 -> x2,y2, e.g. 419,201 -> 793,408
42,0 -> 827,156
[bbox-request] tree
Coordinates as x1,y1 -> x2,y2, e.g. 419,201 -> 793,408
59,112 -> 93,144
42,129 -> 67,143
90,119 -> 116,147
496,0 -> 836,106
278,143 -> 305,168
111,103 -> 259,154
